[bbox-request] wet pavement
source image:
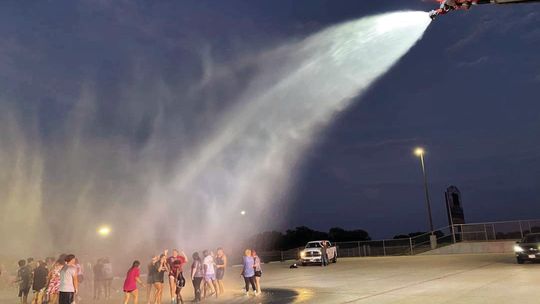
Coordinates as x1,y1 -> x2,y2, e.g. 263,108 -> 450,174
2,253 -> 538,303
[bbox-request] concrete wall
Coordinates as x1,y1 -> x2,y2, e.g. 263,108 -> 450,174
421,241 -> 516,255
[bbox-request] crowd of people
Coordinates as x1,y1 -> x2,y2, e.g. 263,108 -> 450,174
10,247 -> 263,304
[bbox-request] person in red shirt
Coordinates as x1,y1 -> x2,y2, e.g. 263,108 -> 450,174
123,261 -> 144,304
167,249 -> 188,303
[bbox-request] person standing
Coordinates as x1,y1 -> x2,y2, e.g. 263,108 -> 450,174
92,259 -> 103,301
252,250 -> 262,296
167,249 -> 188,303
146,256 -> 158,304
202,250 -> 218,298
58,254 -> 78,304
31,261 -> 48,304
240,249 -> 256,296
153,254 -> 168,304
16,259 -> 32,304
123,260 -> 144,304
215,248 -> 227,295
321,241 -> 329,267
190,252 -> 203,303
101,258 -> 114,300
47,254 -> 66,304
171,260 -> 186,304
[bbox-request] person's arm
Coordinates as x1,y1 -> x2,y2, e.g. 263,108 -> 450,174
203,263 -> 208,276
223,255 -> 228,268
135,270 -> 144,287
73,269 -> 79,294
181,251 -> 188,264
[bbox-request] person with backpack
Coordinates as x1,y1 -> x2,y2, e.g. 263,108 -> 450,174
171,260 -> 186,304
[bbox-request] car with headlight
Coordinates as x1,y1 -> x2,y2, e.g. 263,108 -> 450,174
514,233 -> 540,264
300,240 -> 337,266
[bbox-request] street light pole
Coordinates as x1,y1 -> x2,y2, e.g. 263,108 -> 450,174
414,147 -> 437,250
417,151 -> 434,233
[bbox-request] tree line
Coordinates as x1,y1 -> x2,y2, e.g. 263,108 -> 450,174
247,226 -> 371,251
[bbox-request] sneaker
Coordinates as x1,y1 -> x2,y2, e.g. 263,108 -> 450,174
245,291 -> 249,296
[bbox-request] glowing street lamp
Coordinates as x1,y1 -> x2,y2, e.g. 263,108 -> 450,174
97,225 -> 111,237
240,210 -> 247,216
414,147 -> 434,234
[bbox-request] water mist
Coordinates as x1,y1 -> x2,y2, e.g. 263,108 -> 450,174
0,11 -> 431,258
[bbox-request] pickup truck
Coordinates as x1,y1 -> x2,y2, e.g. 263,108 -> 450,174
300,240 -> 337,266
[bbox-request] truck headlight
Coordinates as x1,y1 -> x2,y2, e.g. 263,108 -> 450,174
300,251 -> 306,258
514,245 -> 524,253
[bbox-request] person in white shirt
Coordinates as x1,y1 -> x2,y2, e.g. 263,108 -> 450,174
202,250 -> 218,299
58,254 -> 78,304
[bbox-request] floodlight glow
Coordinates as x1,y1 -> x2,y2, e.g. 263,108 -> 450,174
97,225 -> 111,237
414,147 -> 425,157
514,245 -> 524,252
240,210 -> 246,216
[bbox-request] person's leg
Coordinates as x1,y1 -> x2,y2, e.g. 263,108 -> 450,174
176,287 -> 183,304
211,280 -> 218,298
146,283 -> 153,304
218,279 -> 224,294
168,276 -> 176,303
124,291 -> 131,304
133,289 -> 139,304
193,278 -> 202,301
249,277 -> 256,293
255,276 -> 261,294
243,277 -> 250,294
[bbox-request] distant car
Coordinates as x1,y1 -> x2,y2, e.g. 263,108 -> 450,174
514,233 -> 540,264
300,240 -> 337,266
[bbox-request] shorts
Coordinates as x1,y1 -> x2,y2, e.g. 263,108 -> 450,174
19,287 -> 30,297
59,291 -> 74,304
204,273 -> 216,282
124,289 -> 137,293
216,269 -> 225,280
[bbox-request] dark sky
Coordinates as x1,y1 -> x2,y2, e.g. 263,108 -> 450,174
1,0 -> 540,243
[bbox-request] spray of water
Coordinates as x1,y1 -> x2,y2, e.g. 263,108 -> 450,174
0,11 -> 430,257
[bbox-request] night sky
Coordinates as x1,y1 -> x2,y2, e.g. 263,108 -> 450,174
1,1 -> 540,243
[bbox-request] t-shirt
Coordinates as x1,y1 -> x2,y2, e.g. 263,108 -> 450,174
191,260 -> 204,278
59,265 -> 77,292
242,256 -> 255,277
168,256 -> 187,276
203,256 -> 215,275
123,267 -> 140,292
102,262 -> 113,280
33,266 -> 49,291
17,266 -> 32,289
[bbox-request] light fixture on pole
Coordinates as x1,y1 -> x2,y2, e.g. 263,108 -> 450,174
414,147 -> 436,248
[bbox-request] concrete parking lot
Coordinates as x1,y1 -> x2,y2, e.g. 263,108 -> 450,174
2,253 -> 538,303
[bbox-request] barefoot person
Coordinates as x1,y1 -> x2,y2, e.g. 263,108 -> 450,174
190,252 -> 203,303
171,260 -> 186,304
252,250 -> 262,296
202,250 -> 218,298
240,249 -> 256,296
215,248 -> 227,295
146,256 -> 158,304
123,260 -> 144,304
167,249 -> 188,304
153,253 -> 168,304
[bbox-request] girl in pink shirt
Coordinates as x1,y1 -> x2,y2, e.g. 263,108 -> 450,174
123,261 -> 144,304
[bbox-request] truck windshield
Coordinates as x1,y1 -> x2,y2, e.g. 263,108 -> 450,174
306,242 -> 322,248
